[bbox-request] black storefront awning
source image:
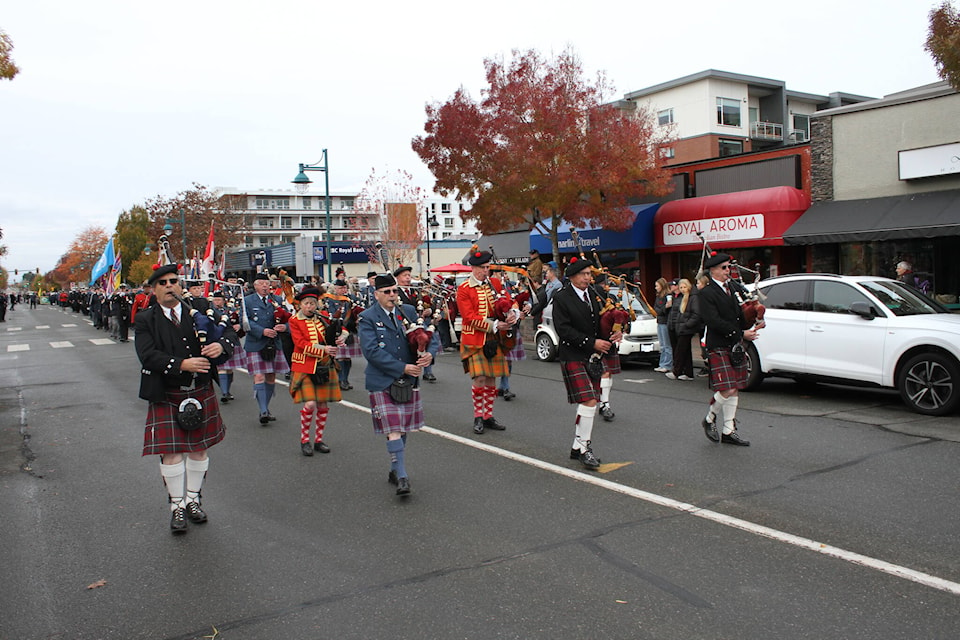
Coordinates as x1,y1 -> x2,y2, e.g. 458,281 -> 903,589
783,189 -> 960,244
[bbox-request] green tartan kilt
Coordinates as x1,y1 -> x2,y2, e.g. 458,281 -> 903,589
289,369 -> 341,404
460,344 -> 509,378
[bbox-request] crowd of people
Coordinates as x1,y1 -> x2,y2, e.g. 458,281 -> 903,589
35,248 -> 761,535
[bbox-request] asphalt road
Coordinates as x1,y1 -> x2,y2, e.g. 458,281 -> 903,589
2,304 -> 959,640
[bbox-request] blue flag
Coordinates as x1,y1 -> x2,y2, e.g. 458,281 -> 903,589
90,238 -> 115,284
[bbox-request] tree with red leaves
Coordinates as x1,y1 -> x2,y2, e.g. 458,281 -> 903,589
412,47 -> 673,265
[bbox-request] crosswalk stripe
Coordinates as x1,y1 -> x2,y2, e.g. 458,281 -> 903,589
50,341 -> 74,348
7,344 -> 29,352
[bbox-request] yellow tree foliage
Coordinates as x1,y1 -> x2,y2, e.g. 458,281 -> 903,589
50,226 -> 109,289
0,29 -> 19,81
926,1 -> 960,90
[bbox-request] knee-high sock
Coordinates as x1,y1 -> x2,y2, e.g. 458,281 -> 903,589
315,407 -> 329,442
253,382 -> 268,413
339,359 -> 351,383
300,406 -> 314,443
706,392 -> 725,424
185,457 -> 209,504
572,404 -> 598,452
219,373 -> 230,394
483,385 -> 497,418
600,376 -> 612,404
386,438 -> 407,478
471,386 -> 484,418
721,395 -> 739,434
265,382 -> 275,405
160,460 -> 186,510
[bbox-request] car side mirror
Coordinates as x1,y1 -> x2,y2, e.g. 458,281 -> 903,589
850,301 -> 875,319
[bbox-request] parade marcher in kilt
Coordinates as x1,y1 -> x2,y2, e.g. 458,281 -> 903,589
591,275 -> 621,422
211,290 -> 245,403
497,279 -> 532,401
289,286 -> 341,456
456,250 -> 518,434
135,264 -> 238,534
552,258 -> 618,470
326,279 -> 362,391
697,252 -> 764,446
395,265 -> 440,383
358,273 -> 432,496
243,273 -> 290,425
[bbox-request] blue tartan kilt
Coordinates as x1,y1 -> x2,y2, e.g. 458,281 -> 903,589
246,348 -> 290,375
221,349 -> 247,370
143,382 -> 225,456
505,333 -> 526,361
602,349 -> 621,375
708,346 -> 748,392
561,360 -> 601,404
369,389 -> 424,434
336,334 -> 363,359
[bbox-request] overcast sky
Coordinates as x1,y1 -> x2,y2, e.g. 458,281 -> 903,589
0,0 -> 943,276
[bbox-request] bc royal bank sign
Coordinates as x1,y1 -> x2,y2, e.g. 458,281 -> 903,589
663,213 -> 765,246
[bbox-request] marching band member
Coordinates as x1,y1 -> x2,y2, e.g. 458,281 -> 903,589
358,273 -> 432,496
591,274 -> 620,422
698,252 -> 763,446
210,290 -> 245,403
395,265 -> 440,382
243,273 -> 290,425
456,250 -> 517,434
135,264 -> 238,533
326,278 -> 362,390
289,286 -> 341,456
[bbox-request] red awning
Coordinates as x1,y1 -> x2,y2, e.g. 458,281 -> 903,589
654,186 -> 810,253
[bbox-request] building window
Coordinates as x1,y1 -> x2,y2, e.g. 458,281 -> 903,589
441,203 -> 451,214
303,196 -> 311,209
342,217 -> 356,229
660,147 -> 675,159
718,139 -> 743,157
302,217 -> 315,229
255,197 -> 290,210
792,114 -> 810,142
717,97 -> 741,127
256,217 -> 275,228
280,216 -> 292,229
340,198 -> 354,210
258,238 -> 271,247
431,203 -> 437,213
444,217 -> 454,229
658,108 -> 674,126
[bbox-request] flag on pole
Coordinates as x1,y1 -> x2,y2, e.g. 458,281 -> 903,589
201,222 -> 216,297
90,238 -> 115,284
111,250 -> 122,293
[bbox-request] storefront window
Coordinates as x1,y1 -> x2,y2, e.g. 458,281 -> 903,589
839,240 -> 935,295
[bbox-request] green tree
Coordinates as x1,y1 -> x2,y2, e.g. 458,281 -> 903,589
115,205 -> 151,283
412,47 -> 673,264
144,183 -> 245,266
0,29 -> 20,81
926,1 -> 960,90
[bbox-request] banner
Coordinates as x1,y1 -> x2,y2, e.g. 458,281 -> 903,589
201,222 -> 216,297
90,238 -> 115,284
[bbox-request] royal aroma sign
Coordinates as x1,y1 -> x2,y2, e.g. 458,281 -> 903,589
662,214 -> 765,246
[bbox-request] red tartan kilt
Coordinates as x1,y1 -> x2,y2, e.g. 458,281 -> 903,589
143,382 -> 225,456
602,350 -> 621,375
561,361 -> 601,404
289,370 -> 341,404
708,346 -> 748,392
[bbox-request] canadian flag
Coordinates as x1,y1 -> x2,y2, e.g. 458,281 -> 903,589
201,221 -> 216,297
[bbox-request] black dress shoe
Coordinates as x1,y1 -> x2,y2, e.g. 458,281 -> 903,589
185,501 -> 207,524
396,477 -> 411,495
599,403 -> 615,422
267,413 -> 277,422
314,441 -> 331,454
483,417 -> 506,431
259,412 -> 270,425
301,442 -> 314,456
284,372 -> 291,381
423,373 -> 437,382
388,470 -> 398,485
473,417 -> 485,434
721,431 -> 750,446
221,395 -> 230,404
702,418 -> 720,443
502,390 -> 516,401
170,506 -> 188,534
570,448 -> 582,460
579,448 -> 601,470
496,388 -> 504,397
340,381 -> 350,390
225,393 -> 235,401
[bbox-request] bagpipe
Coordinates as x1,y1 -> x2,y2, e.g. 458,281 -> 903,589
486,246 -> 522,351
695,231 -> 766,329
376,241 -> 437,360
568,229 -> 635,340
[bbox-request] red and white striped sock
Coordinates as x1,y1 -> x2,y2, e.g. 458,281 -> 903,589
300,406 -> 313,444
315,407 -> 328,442
472,386 -> 484,418
483,385 -> 497,418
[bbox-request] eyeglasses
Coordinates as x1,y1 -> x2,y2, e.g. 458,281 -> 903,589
719,265 -> 731,270
379,288 -> 399,294
156,278 -> 178,285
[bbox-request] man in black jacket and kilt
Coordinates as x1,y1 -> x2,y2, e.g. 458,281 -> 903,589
135,264 -> 239,533
552,258 -> 618,470
697,252 -> 763,446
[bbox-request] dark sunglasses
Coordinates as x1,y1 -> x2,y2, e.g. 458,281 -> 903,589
719,265 -> 731,270
379,288 -> 399,294
156,277 -> 179,285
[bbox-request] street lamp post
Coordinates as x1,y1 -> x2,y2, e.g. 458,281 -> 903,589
162,207 -> 188,264
425,213 -> 440,273
292,150 -> 333,281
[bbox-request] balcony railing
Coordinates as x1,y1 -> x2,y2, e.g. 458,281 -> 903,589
789,129 -> 809,143
750,121 -> 783,141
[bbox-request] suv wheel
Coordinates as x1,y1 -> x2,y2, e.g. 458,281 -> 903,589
742,342 -> 764,391
535,332 -> 557,362
897,352 -> 960,416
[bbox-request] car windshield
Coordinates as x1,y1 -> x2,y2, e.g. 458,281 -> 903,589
609,287 -> 653,315
859,280 -> 948,316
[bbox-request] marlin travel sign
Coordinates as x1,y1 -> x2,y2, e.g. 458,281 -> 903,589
662,213 -> 765,246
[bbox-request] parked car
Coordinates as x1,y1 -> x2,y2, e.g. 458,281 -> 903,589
535,285 -> 660,364
743,273 -> 960,416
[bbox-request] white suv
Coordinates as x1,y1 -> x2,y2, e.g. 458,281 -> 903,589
744,274 -> 960,415
535,286 -> 660,364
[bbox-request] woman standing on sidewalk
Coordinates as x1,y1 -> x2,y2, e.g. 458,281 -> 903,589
653,278 -> 673,373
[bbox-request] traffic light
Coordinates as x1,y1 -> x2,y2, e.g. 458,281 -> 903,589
14,269 -> 17,276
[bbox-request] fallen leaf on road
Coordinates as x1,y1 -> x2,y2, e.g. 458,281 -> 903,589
86,579 -> 107,590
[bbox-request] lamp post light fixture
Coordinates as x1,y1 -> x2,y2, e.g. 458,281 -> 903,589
425,213 -> 440,272
161,207 -> 188,264
292,149 -> 333,281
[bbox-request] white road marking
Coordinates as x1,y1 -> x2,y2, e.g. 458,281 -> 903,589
7,327 -> 23,331
36,325 -> 50,329
89,338 -> 115,345
61,324 -> 77,327
622,378 -> 653,384
50,341 -> 74,348
8,344 -> 29,352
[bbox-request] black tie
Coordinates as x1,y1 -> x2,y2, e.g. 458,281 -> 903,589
170,307 -> 180,327
262,296 -> 269,306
